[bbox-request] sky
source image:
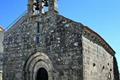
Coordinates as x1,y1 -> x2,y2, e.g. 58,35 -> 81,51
0,0 -> 120,71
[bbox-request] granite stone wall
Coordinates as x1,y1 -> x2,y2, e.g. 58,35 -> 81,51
82,36 -> 114,80
2,0 -> 117,79
113,56 -> 119,80
0,30 -> 4,80
0,31 -> 4,53
3,12 -> 84,80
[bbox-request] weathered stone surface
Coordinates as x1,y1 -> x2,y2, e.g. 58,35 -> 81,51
0,26 -> 4,80
3,13 -> 84,80
113,56 -> 119,80
2,0 -> 118,80
119,74 -> 120,80
82,36 -> 114,80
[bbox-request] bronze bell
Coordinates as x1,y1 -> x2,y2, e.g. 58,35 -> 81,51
44,0 -> 48,7
35,7 -> 39,10
35,4 -> 39,10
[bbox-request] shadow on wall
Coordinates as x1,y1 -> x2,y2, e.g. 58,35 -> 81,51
113,56 -> 119,80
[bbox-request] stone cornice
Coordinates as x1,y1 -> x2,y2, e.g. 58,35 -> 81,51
83,26 -> 115,56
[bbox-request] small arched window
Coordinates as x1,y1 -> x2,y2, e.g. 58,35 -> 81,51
42,0 -> 49,13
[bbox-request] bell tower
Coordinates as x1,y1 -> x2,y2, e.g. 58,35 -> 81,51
28,0 -> 58,15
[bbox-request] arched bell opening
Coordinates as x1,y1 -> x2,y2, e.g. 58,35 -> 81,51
28,0 -> 58,15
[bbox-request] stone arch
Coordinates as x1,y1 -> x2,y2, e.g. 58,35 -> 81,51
23,52 -> 53,80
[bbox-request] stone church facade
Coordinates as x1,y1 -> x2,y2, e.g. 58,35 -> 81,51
3,0 -> 119,80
